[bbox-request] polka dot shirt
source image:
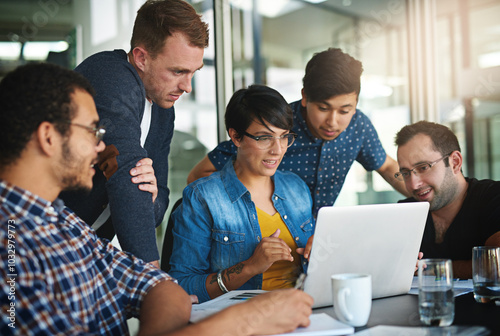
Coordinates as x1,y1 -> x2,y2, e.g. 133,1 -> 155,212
208,100 -> 387,216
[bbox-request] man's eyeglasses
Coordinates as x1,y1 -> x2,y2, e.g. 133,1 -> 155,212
394,153 -> 452,181
242,131 -> 297,150
65,122 -> 106,145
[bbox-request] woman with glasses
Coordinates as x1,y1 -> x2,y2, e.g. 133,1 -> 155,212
168,85 -> 315,303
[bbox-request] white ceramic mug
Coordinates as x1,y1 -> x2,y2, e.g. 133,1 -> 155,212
331,273 -> 372,327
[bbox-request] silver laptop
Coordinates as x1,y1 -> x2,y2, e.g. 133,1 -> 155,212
303,202 -> 429,308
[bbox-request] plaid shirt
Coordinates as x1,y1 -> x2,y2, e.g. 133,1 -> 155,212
0,180 -> 173,335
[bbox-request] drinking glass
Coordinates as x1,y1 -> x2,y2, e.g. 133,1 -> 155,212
418,259 -> 455,326
472,246 -> 500,303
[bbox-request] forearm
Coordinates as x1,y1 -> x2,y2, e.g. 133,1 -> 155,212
163,301 -> 260,336
163,289 -> 312,336
377,155 -> 411,197
453,232 -> 500,279
137,280 -> 192,336
386,174 -> 410,197
187,155 -> 217,184
107,168 -> 159,261
454,232 -> 500,279
485,231 -> 500,246
205,262 -> 257,299
188,142 -> 237,184
153,188 -> 169,227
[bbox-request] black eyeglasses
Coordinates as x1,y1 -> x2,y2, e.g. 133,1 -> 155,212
65,122 -> 106,145
394,153 -> 452,181
242,131 -> 297,150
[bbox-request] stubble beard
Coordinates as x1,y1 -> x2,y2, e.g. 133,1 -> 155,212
59,139 -> 92,194
428,168 -> 459,211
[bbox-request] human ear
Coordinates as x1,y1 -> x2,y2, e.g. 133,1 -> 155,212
449,150 -> 463,173
300,88 -> 307,108
228,128 -> 241,148
132,47 -> 148,72
36,121 -> 61,158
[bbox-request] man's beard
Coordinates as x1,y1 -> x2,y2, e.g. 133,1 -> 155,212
428,168 -> 459,211
59,139 -> 93,194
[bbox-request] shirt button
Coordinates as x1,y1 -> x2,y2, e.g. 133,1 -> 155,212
283,215 -> 288,219
257,236 -> 261,241
274,196 -> 278,201
224,236 -> 228,242
295,237 -> 299,241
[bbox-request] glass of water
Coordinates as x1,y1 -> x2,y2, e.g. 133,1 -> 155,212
418,259 -> 455,326
472,246 -> 500,303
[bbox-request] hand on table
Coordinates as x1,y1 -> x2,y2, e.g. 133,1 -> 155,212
243,288 -> 313,335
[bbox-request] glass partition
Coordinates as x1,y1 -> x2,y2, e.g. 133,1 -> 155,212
227,0 -> 410,206
436,0 -> 500,180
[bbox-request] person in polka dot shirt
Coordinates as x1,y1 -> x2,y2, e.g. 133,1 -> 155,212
188,48 -> 409,217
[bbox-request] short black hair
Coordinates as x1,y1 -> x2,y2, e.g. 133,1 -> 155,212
302,48 -> 363,102
0,62 -> 95,169
395,121 -> 461,166
225,84 -> 293,139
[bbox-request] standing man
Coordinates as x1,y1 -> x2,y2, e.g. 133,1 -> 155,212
0,62 -> 313,336
61,0 -> 209,266
395,121 -> 500,278
188,48 -> 408,216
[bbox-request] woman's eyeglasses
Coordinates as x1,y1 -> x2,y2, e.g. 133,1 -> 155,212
242,131 -> 297,150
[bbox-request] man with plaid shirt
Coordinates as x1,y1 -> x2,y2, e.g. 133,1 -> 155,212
0,63 -> 312,335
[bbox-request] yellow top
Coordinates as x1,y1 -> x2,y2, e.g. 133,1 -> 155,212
257,207 -> 301,290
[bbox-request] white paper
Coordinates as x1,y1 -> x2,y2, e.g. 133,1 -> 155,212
263,313 -> 354,336
190,290 -> 267,323
190,291 -> 354,335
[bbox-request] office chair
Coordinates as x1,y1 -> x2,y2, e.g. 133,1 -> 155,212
160,198 -> 182,272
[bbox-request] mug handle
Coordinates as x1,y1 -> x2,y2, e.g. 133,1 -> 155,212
337,287 -> 353,321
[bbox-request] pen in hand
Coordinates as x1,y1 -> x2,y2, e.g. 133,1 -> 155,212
294,273 -> 307,290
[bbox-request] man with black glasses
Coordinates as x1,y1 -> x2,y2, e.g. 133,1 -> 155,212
395,120 -> 500,279
0,62 -> 313,336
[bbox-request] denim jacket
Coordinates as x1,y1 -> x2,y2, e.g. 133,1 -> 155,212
168,159 -> 315,303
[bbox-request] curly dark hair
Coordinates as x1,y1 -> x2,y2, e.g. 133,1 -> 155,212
130,0 -> 209,58
0,62 -> 95,169
225,84 -> 293,140
303,48 -> 363,102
